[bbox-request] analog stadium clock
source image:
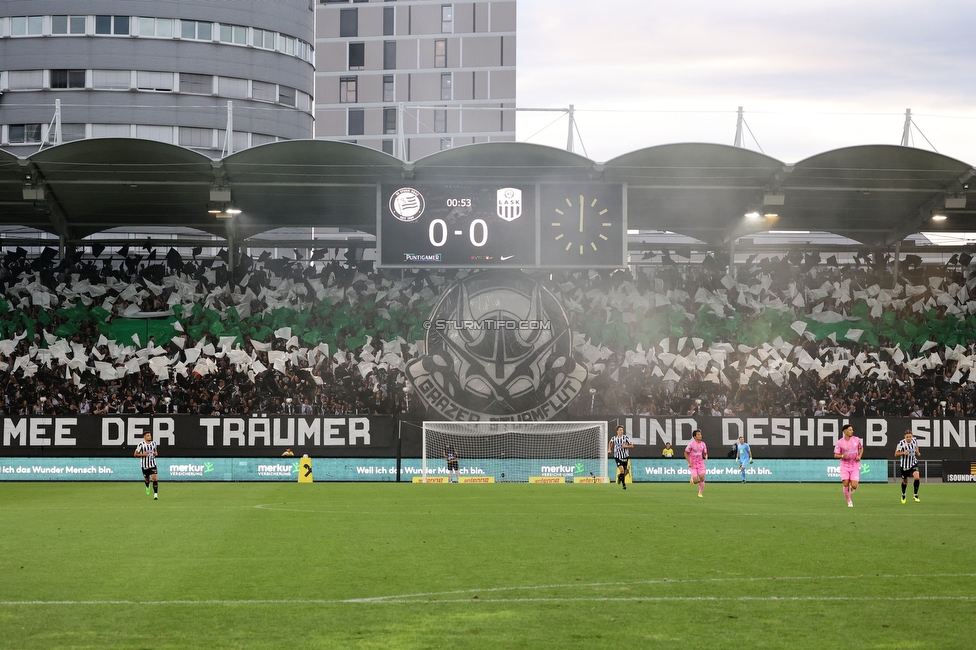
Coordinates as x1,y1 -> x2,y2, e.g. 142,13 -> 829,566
540,184 -> 626,268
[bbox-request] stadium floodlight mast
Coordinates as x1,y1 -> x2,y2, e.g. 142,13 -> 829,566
421,421 -> 609,483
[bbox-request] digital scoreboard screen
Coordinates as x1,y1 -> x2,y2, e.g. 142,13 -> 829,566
377,183 -> 626,269
379,184 -> 536,268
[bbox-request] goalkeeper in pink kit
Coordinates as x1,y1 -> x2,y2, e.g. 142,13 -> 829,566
684,429 -> 708,498
833,424 -> 863,507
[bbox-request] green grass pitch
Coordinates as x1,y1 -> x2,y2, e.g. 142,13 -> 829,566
1,481 -> 973,649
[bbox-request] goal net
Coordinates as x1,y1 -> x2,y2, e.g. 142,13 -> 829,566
421,421 -> 608,483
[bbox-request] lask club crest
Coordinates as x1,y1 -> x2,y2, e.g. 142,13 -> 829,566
406,271 -> 586,420
496,188 -> 523,221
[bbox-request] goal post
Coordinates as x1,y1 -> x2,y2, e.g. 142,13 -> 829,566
421,421 -> 609,483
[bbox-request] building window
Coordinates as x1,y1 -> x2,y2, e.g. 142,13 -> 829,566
382,139 -> 394,155
136,125 -> 174,144
339,9 -> 358,37
383,7 -> 395,35
218,130 -> 249,152
441,5 -> 453,33
11,16 -> 44,36
95,15 -> 130,35
218,77 -> 248,99
383,75 -> 395,102
278,86 -> 297,107
180,127 -> 214,148
440,137 -> 453,151
181,20 -> 212,41
383,41 -> 397,70
441,73 -> 452,100
252,81 -> 277,102
434,109 -> 447,133
7,70 -> 44,90
51,124 -> 87,143
180,73 -> 213,95
50,70 -> 86,89
138,17 -> 172,37
384,107 -> 397,134
52,16 -> 87,35
339,77 -> 358,103
9,124 -> 43,144
219,24 -> 247,45
93,124 -> 131,138
280,34 -> 297,56
93,70 -> 131,90
253,28 -> 276,49
349,42 -> 365,70
136,71 -> 174,92
434,39 -> 447,68
348,108 -> 365,136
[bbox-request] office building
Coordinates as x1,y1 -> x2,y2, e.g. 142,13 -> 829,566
0,0 -> 315,156
315,0 -> 516,160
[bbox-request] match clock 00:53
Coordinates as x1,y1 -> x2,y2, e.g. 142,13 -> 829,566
539,184 -> 626,268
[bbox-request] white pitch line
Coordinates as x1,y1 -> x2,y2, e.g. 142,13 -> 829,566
248,503 -> 973,517
359,595 -> 976,604
1,596 -> 974,606
344,572 -> 976,602
3,573 -> 974,606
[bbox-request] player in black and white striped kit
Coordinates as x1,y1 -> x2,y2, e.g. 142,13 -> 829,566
607,425 -> 633,490
894,430 -> 921,504
134,431 -> 159,500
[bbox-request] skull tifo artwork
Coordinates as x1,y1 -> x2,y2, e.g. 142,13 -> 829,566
406,271 -> 586,420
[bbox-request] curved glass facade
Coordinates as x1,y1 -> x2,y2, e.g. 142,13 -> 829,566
0,1 -> 315,156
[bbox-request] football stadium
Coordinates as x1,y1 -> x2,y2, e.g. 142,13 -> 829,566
2,2 -> 975,648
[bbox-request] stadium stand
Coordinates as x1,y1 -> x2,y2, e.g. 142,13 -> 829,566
1,247 -> 975,418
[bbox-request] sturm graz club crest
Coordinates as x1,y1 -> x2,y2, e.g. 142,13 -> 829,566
406,270 -> 586,420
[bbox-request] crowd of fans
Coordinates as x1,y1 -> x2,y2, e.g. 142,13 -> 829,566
1,244 -> 975,419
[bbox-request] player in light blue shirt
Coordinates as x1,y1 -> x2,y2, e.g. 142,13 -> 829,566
735,436 -> 753,483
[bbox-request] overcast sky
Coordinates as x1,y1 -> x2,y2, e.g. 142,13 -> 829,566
516,0 -> 976,164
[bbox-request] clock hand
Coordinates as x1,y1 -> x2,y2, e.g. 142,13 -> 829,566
579,195 -> 584,232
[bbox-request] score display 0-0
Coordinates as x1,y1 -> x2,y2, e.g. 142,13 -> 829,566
378,183 -> 625,269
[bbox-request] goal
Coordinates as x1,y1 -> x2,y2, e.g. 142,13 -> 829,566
421,421 -> 608,483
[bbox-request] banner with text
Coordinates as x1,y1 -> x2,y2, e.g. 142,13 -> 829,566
614,416 -> 976,461
4,415 -> 976,461
942,460 -> 976,483
0,457 -> 596,482
0,415 -> 396,458
631,459 -> 887,483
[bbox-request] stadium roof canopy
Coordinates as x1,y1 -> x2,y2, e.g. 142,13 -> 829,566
2,139 -> 974,249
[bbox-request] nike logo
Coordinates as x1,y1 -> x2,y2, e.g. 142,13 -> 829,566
500,255 -> 514,261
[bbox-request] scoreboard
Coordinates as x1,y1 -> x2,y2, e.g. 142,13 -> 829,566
377,183 -> 626,269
